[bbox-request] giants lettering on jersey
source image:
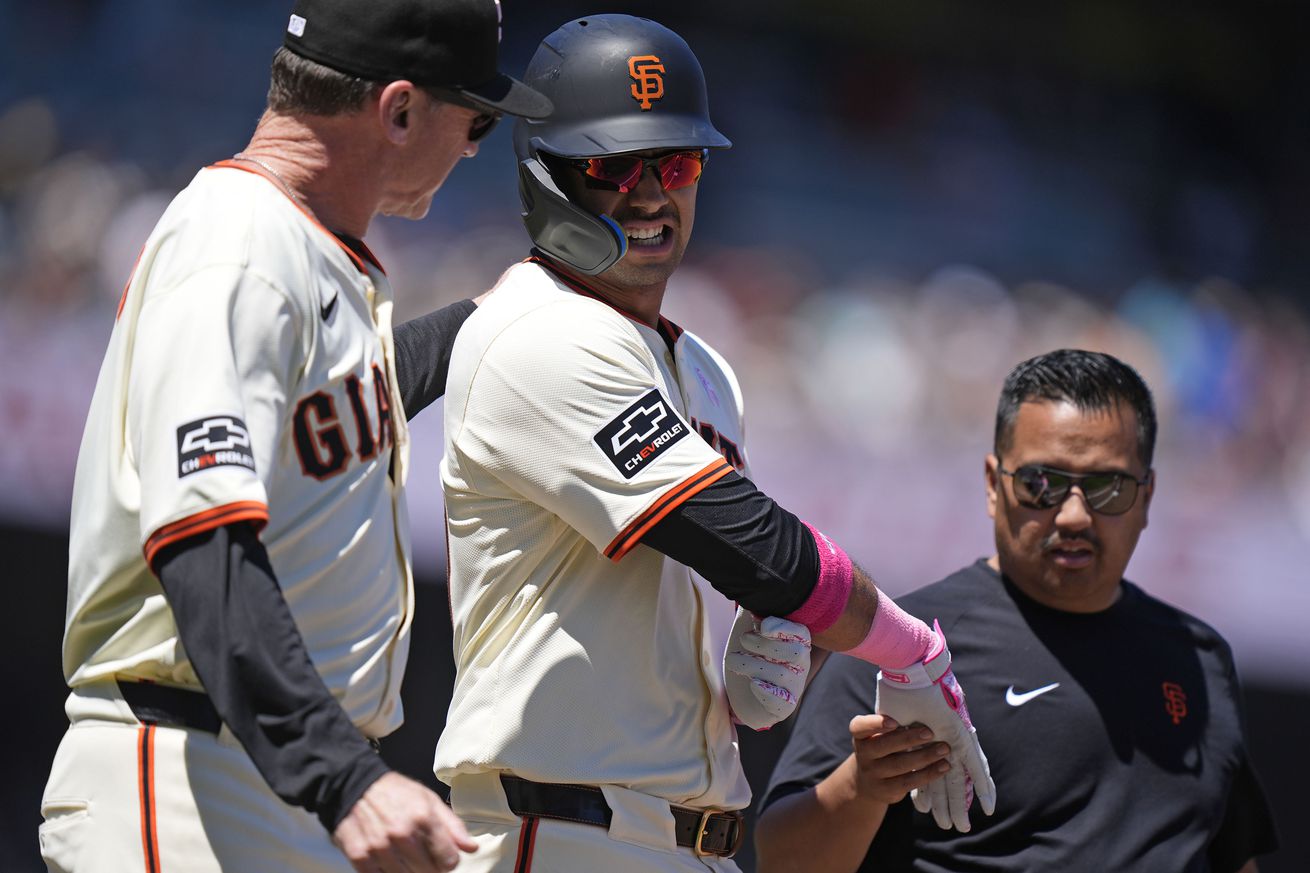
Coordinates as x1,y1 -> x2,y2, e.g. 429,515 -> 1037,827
689,417 -> 744,470
293,363 -> 394,479
593,388 -> 690,480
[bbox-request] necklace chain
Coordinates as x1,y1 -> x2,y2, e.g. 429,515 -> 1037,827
231,153 -> 307,206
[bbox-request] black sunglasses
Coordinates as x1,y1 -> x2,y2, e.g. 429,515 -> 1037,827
425,87 -> 502,143
998,463 -> 1150,516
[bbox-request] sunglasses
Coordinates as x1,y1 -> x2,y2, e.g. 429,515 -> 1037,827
568,150 -> 708,193
464,112 -> 500,143
425,87 -> 502,143
998,463 -> 1150,516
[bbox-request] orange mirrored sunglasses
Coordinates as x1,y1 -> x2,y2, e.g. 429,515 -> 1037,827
570,150 -> 708,193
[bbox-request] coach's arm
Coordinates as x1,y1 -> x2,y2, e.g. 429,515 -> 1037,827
394,298 -> 477,419
153,523 -> 475,871
755,713 -> 948,873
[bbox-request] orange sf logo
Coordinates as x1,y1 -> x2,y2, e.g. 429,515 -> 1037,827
1162,681 -> 1188,724
628,55 -> 665,110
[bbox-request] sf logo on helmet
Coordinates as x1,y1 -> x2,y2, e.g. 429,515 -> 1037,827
628,55 -> 665,110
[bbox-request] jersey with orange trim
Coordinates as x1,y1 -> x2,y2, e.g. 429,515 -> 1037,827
435,259 -> 753,811
64,163 -> 414,737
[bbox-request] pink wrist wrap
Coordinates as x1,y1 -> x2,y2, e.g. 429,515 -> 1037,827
785,523 -> 853,634
847,588 -> 936,669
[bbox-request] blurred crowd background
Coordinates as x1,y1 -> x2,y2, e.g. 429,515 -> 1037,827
2,0 -> 1307,868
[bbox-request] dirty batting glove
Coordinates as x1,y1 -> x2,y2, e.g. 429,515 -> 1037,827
874,620 -> 995,832
724,608 -> 811,731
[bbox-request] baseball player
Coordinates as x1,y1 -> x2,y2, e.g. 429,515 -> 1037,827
434,15 -> 995,872
40,2 -> 548,872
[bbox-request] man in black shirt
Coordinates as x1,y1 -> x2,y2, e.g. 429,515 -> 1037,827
756,349 -> 1278,873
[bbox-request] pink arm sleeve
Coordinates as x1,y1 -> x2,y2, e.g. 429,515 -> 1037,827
785,523 -> 934,668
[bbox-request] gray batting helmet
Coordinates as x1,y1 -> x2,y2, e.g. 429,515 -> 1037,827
513,14 -> 731,275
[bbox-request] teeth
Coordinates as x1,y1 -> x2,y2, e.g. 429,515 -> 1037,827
626,226 -> 664,244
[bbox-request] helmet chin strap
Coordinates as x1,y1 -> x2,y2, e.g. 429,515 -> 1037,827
518,157 -> 628,276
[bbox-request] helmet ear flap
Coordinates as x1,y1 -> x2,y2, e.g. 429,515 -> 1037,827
517,157 -> 628,276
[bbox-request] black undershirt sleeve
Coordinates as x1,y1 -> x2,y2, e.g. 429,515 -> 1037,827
393,298 -> 477,420
152,522 -> 391,833
642,471 -> 820,617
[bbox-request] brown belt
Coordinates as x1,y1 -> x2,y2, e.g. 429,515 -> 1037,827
498,774 -> 744,858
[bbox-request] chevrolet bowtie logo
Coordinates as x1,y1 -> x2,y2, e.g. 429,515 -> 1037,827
176,414 -> 257,478
179,417 -> 251,454
594,389 -> 689,479
611,399 -> 669,454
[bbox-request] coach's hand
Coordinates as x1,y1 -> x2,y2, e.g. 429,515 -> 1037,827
849,714 -> 952,805
334,772 -> 477,872
874,621 -> 996,832
724,608 -> 811,731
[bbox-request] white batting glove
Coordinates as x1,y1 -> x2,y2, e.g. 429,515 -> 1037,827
724,608 -> 811,731
874,621 -> 996,832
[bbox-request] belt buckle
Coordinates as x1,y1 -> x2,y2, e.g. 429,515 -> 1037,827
693,808 -> 743,858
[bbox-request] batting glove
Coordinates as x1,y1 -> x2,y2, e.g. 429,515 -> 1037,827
874,620 -> 996,832
724,607 -> 811,731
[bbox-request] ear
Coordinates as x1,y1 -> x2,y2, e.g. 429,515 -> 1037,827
985,454 -> 1000,521
1140,469 -> 1155,529
377,80 -> 418,145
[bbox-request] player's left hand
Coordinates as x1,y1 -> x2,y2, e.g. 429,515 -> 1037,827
874,620 -> 996,833
724,608 -> 811,731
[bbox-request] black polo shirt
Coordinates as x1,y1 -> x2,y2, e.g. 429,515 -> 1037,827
761,560 -> 1278,872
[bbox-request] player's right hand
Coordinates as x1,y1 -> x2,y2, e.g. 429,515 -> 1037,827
874,620 -> 996,833
333,772 -> 478,872
724,608 -> 811,731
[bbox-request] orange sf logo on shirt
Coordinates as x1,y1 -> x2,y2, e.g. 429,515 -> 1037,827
628,55 -> 665,110
1162,681 -> 1188,724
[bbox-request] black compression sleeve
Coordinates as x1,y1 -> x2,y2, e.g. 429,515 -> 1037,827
153,523 -> 390,832
394,298 -> 477,420
642,471 -> 820,616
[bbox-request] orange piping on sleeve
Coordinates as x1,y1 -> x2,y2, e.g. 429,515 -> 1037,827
604,459 -> 732,561
143,501 -> 269,567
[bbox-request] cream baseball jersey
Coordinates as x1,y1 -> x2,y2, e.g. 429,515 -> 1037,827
437,258 -> 753,809
64,162 -> 413,736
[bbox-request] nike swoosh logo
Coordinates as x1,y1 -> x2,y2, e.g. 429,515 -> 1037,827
1006,682 -> 1060,706
320,293 -> 338,321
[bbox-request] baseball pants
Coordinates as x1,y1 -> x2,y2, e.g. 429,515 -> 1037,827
40,682 -> 352,873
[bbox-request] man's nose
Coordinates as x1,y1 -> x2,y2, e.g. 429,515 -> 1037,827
628,165 -> 669,207
1054,487 -> 1094,532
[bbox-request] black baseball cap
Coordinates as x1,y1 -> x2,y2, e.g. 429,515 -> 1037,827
282,0 -> 552,118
